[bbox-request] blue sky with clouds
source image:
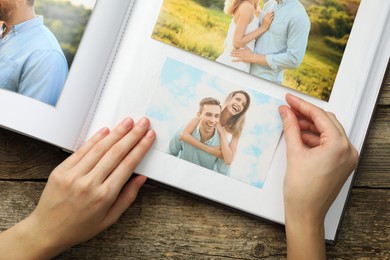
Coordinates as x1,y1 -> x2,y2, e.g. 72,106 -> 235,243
147,58 -> 283,188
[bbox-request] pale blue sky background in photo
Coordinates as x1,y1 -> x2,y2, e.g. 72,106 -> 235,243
147,58 -> 284,188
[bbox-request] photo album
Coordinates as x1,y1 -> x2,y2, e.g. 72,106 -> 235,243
1,0 -> 389,242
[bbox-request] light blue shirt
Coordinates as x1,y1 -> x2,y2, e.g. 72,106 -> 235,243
251,0 -> 310,83
0,16 -> 68,106
169,125 -> 229,175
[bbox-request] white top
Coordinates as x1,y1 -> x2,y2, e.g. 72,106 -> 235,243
216,14 -> 259,72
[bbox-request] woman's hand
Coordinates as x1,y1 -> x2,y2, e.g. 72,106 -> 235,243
279,94 -> 358,259
207,145 -> 223,159
0,117 -> 155,259
261,11 -> 274,31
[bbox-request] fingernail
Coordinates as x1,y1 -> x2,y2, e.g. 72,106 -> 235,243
278,106 -> 287,118
137,175 -> 148,186
121,117 -> 133,128
145,129 -> 155,139
137,116 -> 149,127
98,127 -> 110,136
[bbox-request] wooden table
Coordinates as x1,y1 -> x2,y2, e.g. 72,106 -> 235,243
1,66 -> 389,259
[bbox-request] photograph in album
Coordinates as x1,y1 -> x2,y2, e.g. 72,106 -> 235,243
146,58 -> 283,189
151,0 -> 361,101
0,0 -> 96,106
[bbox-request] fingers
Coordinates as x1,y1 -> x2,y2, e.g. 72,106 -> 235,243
102,175 -> 148,229
71,118 -> 135,177
301,132 -> 321,148
278,105 -> 304,154
104,128 -> 155,190
285,94 -> 341,137
61,127 -> 110,170
326,112 -> 347,137
297,118 -> 319,135
90,117 -> 153,184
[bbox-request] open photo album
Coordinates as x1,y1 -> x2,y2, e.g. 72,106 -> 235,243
1,0 -> 389,242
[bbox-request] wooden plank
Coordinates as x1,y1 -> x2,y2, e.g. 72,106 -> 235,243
355,106 -> 390,188
0,128 -> 68,179
378,64 -> 390,105
0,182 -> 389,259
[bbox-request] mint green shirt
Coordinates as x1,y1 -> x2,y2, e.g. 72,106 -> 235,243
169,125 -> 229,175
251,0 -> 310,83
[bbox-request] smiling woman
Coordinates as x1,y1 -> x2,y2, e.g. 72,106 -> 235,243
146,58 -> 283,188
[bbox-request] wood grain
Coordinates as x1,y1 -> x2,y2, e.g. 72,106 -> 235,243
0,64 -> 388,259
0,182 -> 389,259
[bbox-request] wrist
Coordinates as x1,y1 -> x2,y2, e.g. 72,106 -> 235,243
0,215 -> 59,260
285,210 -> 326,260
257,25 -> 267,35
20,214 -> 66,259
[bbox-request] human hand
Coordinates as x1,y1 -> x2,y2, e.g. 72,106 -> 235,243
20,117 -> 155,258
231,46 -> 255,63
279,94 -> 358,259
216,122 -> 224,134
208,145 -> 223,159
261,11 -> 274,31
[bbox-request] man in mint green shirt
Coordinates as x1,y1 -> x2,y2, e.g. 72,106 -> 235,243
231,0 -> 310,84
169,97 -> 229,175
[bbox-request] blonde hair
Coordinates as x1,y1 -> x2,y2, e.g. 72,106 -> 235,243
221,90 -> 251,137
224,0 -> 258,16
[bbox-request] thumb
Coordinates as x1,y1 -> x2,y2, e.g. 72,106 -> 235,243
278,105 -> 303,153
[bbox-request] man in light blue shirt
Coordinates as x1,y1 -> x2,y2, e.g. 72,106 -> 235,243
0,0 -> 68,106
231,0 -> 310,84
169,97 -> 229,175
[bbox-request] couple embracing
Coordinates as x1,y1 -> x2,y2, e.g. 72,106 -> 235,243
169,91 -> 250,175
217,0 -> 311,84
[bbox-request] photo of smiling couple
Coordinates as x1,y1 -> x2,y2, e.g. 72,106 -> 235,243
153,0 -> 310,87
152,0 -> 361,101
147,58 -> 283,188
216,0 -> 310,84
168,90 -> 250,175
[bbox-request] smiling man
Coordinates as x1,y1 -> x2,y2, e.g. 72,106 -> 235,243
0,0 -> 68,106
169,97 -> 228,175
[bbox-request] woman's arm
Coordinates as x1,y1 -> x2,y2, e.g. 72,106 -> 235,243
179,117 -> 222,158
233,4 -> 274,49
216,124 -> 240,165
0,117 -> 155,259
280,94 -> 358,259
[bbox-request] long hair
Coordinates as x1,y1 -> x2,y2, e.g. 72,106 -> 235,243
224,0 -> 258,16
222,90 -> 251,137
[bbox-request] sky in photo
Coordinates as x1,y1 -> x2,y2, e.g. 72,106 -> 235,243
146,58 -> 284,188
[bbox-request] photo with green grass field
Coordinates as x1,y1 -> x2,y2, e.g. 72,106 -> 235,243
152,0 -> 361,101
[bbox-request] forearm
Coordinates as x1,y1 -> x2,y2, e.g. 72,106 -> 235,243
0,216 -> 61,260
180,133 -> 213,154
234,26 -> 268,49
285,209 -> 326,260
250,53 -> 269,67
219,136 -> 233,165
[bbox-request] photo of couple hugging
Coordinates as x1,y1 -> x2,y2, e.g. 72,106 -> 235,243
216,0 -> 310,83
169,90 -> 250,175
152,0 -> 361,101
147,58 -> 283,188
